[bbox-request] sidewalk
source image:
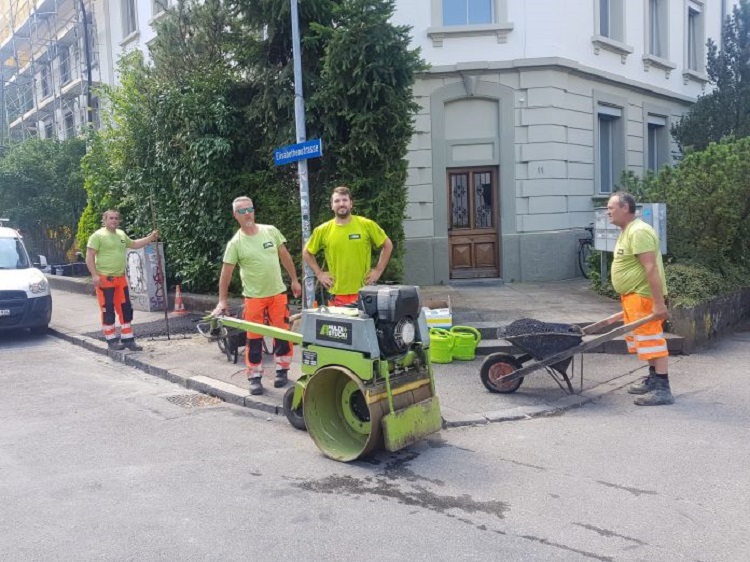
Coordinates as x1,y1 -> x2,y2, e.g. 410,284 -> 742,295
47,276 -> 653,427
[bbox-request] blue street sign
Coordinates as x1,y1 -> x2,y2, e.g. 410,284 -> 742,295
274,138 -> 323,166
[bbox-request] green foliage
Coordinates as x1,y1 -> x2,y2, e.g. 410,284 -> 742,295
617,170 -> 660,202
592,141 -> 750,306
664,262 -> 744,308
0,138 -> 87,262
308,0 -> 426,281
80,0 -> 423,293
654,139 -> 750,273
672,0 -> 750,152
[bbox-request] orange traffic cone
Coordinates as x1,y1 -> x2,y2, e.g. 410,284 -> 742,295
172,284 -> 188,316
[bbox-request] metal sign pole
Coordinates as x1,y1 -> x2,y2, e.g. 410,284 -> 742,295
290,0 -> 315,309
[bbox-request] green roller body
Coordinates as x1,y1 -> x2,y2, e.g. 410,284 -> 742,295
205,287 -> 443,462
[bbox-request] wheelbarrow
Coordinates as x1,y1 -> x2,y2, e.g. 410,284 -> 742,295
480,312 -> 657,394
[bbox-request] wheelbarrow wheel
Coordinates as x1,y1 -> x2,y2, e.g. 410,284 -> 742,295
283,386 -> 307,431
480,353 -> 524,393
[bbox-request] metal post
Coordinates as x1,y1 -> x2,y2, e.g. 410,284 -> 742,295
290,0 -> 315,309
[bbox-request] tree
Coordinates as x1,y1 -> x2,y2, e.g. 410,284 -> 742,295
0,138 -> 87,262
80,0 -> 424,292
672,0 -> 750,152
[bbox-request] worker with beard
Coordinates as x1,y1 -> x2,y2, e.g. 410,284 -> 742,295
212,196 -> 301,395
303,186 -> 393,306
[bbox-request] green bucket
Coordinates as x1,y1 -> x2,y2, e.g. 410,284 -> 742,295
450,325 -> 482,360
429,328 -> 454,364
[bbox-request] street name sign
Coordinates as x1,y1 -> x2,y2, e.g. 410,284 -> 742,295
274,138 -> 323,166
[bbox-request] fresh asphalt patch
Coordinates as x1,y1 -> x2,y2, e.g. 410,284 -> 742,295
82,313 -> 205,341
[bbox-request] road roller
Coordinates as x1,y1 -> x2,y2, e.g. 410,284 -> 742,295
200,285 -> 442,462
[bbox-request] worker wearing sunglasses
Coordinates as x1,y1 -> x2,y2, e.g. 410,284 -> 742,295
212,196 -> 301,395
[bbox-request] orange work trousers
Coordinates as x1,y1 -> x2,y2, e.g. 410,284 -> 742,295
329,294 -> 359,307
243,293 -> 292,376
621,293 -> 668,361
95,275 -> 134,342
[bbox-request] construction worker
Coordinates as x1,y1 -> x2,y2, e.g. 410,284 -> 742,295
608,191 -> 673,406
212,196 -> 302,395
303,186 -> 393,306
86,209 -> 158,351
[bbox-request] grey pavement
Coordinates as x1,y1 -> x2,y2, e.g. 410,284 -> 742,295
47,276 -> 665,427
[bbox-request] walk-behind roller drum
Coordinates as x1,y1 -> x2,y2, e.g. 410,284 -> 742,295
297,285 -> 442,462
200,285 -> 442,462
303,366 -> 383,462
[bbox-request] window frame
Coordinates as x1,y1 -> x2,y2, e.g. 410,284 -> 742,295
427,0 -> 513,47
647,0 -> 668,58
594,98 -> 626,196
122,0 -> 138,38
592,0 -> 633,62
39,65 -> 51,99
64,112 -> 76,139
44,119 -> 54,139
683,0 -> 708,83
643,104 -> 671,173
59,45 -> 71,86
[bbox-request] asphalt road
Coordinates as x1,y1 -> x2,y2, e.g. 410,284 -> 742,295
1,329 -> 748,561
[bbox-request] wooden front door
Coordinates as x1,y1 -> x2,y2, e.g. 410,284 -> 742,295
447,168 -> 500,279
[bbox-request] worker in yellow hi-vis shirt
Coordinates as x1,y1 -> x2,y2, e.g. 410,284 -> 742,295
86,209 -> 158,352
303,186 -> 393,306
608,191 -> 672,406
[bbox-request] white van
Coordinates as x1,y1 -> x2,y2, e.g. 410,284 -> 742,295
0,226 -> 52,334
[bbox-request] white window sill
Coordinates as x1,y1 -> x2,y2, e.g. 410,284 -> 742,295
149,9 -> 168,27
427,22 -> 514,47
120,30 -> 140,48
682,68 -> 709,85
642,54 -> 677,78
591,35 -> 634,63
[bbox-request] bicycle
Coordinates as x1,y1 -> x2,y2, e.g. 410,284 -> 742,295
578,224 -> 594,279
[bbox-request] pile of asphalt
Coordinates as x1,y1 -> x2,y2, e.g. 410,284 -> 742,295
501,318 -> 581,337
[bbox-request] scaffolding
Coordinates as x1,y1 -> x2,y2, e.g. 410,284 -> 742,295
0,0 -> 100,145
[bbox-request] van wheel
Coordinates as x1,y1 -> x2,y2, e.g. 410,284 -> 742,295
30,325 -> 48,335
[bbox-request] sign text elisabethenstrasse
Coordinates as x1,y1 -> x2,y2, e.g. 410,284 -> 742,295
273,138 -> 323,166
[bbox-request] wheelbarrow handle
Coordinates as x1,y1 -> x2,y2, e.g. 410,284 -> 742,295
581,312 -> 624,335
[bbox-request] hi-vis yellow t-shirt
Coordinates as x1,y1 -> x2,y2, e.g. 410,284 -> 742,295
223,225 -> 287,299
87,228 -> 133,276
306,216 -> 387,295
611,219 -> 668,298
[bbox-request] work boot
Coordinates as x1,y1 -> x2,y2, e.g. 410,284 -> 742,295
274,369 -> 289,388
121,339 -> 143,352
249,376 -> 264,396
627,373 -> 657,395
634,377 -> 674,406
107,340 -> 126,351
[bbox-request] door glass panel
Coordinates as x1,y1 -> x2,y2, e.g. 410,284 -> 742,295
474,172 -> 493,228
450,173 -> 469,229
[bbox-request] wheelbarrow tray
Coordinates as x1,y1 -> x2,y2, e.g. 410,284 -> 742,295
504,332 -> 582,377
504,332 -> 583,360
494,313 -> 658,387
500,319 -> 584,376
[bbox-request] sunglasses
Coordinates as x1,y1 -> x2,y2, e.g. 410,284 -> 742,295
236,207 -> 254,215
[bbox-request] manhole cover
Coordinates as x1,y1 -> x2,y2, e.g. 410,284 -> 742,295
164,394 -> 223,408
